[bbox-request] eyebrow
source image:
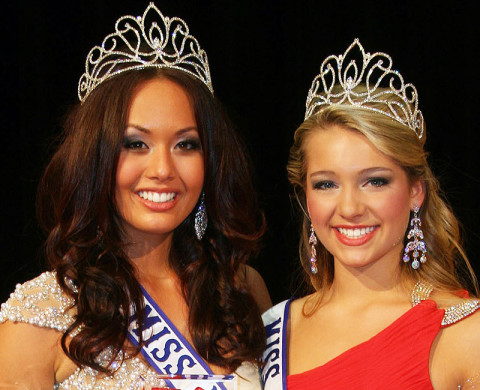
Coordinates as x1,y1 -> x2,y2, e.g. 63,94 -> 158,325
125,124 -> 198,135
359,167 -> 394,175
309,167 -> 394,178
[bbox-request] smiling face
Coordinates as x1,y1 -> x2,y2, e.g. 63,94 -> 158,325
115,77 -> 204,245
304,125 -> 424,271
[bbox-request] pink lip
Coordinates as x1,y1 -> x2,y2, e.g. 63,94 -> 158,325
136,190 -> 179,211
333,225 -> 378,246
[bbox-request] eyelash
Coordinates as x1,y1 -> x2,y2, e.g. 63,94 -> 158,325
313,180 -> 336,190
176,138 -> 201,151
122,137 -> 201,151
366,177 -> 390,187
312,177 -> 390,190
123,138 -> 147,149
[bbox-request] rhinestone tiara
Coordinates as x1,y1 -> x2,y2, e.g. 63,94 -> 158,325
305,39 -> 424,138
78,3 -> 213,103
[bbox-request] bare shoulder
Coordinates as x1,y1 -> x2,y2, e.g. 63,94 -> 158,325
443,308 -> 480,366
431,300 -> 480,388
0,272 -> 79,385
0,320 -> 62,387
288,294 -> 315,324
238,264 -> 272,313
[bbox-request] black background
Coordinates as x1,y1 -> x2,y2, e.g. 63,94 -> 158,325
1,1 -> 479,305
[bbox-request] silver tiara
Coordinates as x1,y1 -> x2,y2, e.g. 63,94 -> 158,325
78,3 -> 213,102
305,39 -> 424,138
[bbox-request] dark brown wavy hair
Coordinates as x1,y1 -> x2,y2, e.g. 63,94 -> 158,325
37,68 -> 266,373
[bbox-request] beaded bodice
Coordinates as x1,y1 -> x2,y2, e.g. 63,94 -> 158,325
0,272 -> 261,390
0,272 -> 165,389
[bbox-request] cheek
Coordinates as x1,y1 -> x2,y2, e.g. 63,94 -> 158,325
114,158 -> 128,214
115,154 -> 138,190
373,189 -> 412,230
114,154 -> 143,216
177,155 -> 205,189
306,190 -> 334,225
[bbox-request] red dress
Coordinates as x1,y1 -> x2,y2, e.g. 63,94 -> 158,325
287,300 -> 473,389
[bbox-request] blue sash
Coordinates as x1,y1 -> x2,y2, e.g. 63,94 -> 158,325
128,286 -> 234,390
261,300 -> 290,390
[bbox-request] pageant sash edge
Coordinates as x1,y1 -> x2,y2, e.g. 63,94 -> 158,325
261,299 -> 290,390
127,285 -> 230,390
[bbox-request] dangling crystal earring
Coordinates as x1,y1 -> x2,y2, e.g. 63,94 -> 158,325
309,224 -> 318,274
96,225 -> 103,240
194,193 -> 207,240
403,206 -> 427,269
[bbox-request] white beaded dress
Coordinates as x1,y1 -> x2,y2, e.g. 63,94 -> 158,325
0,272 -> 261,390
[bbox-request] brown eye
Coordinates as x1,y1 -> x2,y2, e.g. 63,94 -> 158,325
176,138 -> 201,151
123,137 -> 148,149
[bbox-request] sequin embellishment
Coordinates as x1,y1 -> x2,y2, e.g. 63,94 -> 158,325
0,271 -> 75,331
410,281 -> 480,325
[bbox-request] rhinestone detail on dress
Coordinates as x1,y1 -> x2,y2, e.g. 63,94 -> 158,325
0,272 -> 164,389
0,271 -> 75,332
0,272 -> 257,389
410,281 -> 433,307
56,355 -> 168,390
410,281 -> 480,325
442,299 -> 480,326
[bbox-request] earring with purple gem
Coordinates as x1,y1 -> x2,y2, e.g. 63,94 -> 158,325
309,224 -> 318,274
403,206 -> 427,269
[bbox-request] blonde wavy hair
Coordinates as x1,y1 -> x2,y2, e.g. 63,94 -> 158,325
287,103 -> 479,297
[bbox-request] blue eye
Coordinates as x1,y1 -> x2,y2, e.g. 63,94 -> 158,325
176,138 -> 201,151
313,180 -> 336,190
367,177 -> 389,187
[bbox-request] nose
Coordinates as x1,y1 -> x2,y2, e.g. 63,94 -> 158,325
145,145 -> 175,181
338,185 -> 365,219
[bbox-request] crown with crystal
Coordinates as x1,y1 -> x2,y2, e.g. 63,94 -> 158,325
305,39 -> 424,138
78,3 -> 213,102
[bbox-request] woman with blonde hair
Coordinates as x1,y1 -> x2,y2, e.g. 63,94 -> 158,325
262,39 -> 480,389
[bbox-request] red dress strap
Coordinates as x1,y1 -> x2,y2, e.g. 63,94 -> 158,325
287,300 -> 441,389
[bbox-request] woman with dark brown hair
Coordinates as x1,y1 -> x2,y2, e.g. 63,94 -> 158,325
0,4 -> 271,389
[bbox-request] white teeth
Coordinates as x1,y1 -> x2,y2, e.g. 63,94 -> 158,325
337,226 -> 375,238
138,191 -> 175,203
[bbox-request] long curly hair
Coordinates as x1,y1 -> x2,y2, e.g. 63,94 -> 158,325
37,68 -> 266,372
287,102 -> 479,298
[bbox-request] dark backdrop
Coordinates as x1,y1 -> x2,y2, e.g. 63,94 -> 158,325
1,1 -> 479,305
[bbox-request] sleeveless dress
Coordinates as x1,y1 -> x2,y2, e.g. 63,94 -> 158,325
261,286 -> 480,390
0,272 -> 261,390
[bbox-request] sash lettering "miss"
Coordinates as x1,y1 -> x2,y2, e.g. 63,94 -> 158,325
261,300 -> 290,390
128,286 -> 231,390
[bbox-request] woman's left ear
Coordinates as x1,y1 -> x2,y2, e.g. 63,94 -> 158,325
410,179 -> 425,209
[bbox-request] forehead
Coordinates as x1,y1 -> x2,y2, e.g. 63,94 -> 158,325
303,125 -> 400,174
127,78 -> 196,127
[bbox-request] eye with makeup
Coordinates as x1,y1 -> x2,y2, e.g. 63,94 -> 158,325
365,176 -> 390,188
123,136 -> 148,150
175,137 -> 202,151
312,180 -> 337,191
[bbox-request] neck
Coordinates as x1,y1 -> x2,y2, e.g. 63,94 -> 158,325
127,233 -> 176,282
327,254 -> 410,305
